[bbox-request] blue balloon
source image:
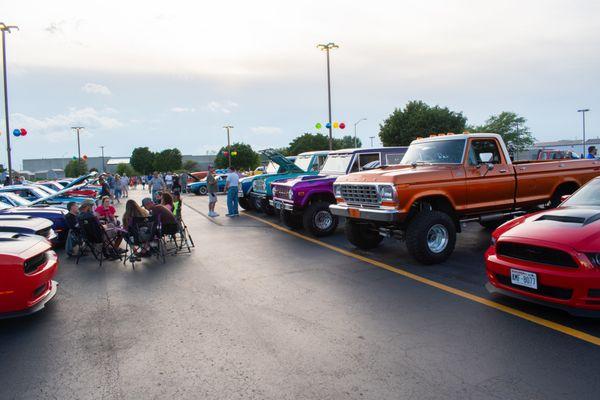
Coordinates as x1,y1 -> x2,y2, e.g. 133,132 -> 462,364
325,122 -> 331,129
12,129 -> 21,137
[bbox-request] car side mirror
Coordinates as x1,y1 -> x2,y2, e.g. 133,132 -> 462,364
560,195 -> 571,202
487,163 -> 494,171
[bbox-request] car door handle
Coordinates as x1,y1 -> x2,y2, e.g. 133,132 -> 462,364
499,169 -> 507,173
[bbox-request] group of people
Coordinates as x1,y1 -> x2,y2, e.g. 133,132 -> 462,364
143,172 -> 189,197
206,165 -> 240,218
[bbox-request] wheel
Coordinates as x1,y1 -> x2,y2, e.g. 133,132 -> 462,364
264,203 -> 275,216
405,211 -> 456,265
549,186 -> 576,208
303,201 -> 338,237
239,197 -> 253,211
280,209 -> 303,229
199,186 -> 208,195
252,197 -> 264,213
345,220 -> 383,250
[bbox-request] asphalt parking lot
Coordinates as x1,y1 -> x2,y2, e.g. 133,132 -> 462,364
1,188 -> 600,400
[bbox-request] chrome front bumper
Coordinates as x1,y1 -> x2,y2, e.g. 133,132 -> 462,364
270,199 -> 294,211
329,204 -> 400,223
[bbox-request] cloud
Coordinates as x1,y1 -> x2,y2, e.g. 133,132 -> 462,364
250,126 -> 282,135
11,107 -> 123,143
205,101 -> 238,114
81,83 -> 111,95
171,107 -> 196,113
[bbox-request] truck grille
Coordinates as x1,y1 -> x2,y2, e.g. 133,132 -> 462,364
273,186 -> 290,199
496,242 -> 578,269
24,252 -> 47,274
340,184 -> 379,206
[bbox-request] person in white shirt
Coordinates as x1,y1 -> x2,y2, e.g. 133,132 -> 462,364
224,166 -> 240,217
120,174 -> 129,198
165,173 -> 173,190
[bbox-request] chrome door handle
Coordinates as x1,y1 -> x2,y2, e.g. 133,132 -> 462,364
499,169 -> 507,173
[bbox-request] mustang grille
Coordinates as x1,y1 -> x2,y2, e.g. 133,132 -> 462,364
24,252 -> 47,274
496,242 -> 578,269
273,186 -> 290,199
340,184 -> 379,206
496,274 -> 572,300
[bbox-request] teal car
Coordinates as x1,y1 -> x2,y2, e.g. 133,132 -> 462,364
238,155 -> 296,210
249,149 -> 329,214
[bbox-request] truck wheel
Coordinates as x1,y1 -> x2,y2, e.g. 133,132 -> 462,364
239,197 -> 253,211
264,204 -> 275,216
303,201 -> 338,237
280,210 -> 302,229
199,186 -> 208,195
345,220 -> 383,249
406,211 -> 456,264
253,197 -> 264,213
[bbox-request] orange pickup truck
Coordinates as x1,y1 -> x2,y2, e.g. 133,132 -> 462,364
330,133 -> 600,264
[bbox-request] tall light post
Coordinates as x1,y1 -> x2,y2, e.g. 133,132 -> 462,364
223,125 -> 233,168
578,109 -> 590,157
71,126 -> 84,161
353,118 -> 366,148
99,145 -> 105,173
1,22 -> 18,183
369,136 -> 375,147
317,42 -> 338,150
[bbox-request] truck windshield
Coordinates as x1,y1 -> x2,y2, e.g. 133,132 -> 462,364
321,154 -> 353,174
294,155 -> 313,171
401,139 -> 466,165
562,179 -> 600,207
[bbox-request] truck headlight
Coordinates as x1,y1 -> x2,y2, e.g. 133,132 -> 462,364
288,189 -> 294,200
378,185 -> 395,201
334,185 -> 341,198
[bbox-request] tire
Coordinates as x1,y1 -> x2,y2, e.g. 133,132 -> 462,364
252,197 -> 264,213
303,201 -> 339,237
199,186 -> 208,195
345,220 -> 383,250
405,211 -> 456,265
280,209 -> 302,229
264,203 -> 275,216
239,197 -> 253,211
549,186 -> 576,208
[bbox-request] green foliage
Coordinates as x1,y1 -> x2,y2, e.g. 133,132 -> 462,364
474,112 -> 535,152
214,142 -> 260,170
287,133 -> 330,155
64,159 -> 88,178
334,135 -> 361,149
130,147 -> 155,175
182,160 -> 200,172
153,148 -> 182,172
379,101 -> 467,146
115,163 -> 136,176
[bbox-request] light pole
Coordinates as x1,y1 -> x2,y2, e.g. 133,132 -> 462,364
578,109 -> 590,157
353,118 -> 366,148
223,125 -> 233,168
99,146 -> 105,173
369,136 -> 375,147
71,126 -> 84,160
1,22 -> 18,183
317,42 -> 338,150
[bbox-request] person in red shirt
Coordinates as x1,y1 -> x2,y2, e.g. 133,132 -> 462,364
95,196 -> 117,223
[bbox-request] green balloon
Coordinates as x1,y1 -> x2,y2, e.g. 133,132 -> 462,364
315,123 -> 322,129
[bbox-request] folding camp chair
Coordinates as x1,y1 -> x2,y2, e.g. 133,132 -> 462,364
76,216 -> 123,266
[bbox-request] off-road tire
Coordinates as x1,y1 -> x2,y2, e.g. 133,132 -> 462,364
345,220 -> 383,250
405,211 -> 456,265
303,201 -> 338,237
239,197 -> 253,211
280,210 -> 302,229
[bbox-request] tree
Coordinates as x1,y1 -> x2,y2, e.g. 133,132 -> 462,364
153,148 -> 182,172
130,147 -> 156,175
334,135 -> 361,149
116,163 -> 136,176
287,133 -> 330,155
214,142 -> 260,170
182,160 -> 200,172
379,100 -> 467,146
64,159 -> 88,178
475,112 -> 534,152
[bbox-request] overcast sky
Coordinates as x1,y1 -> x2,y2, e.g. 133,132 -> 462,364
1,0 -> 599,167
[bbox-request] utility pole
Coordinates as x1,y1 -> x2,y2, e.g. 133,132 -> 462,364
353,118 -> 367,148
99,146 -> 105,173
369,136 -> 375,147
578,109 -> 590,157
1,22 -> 18,184
223,125 -> 233,168
317,42 -> 338,150
71,126 -> 84,160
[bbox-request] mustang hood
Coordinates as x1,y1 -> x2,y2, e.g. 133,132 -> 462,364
335,164 -> 457,185
30,171 -> 97,206
501,206 -> 600,252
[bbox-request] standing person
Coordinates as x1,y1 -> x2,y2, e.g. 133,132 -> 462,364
180,171 -> 188,194
165,172 -> 173,191
98,177 -> 111,199
141,175 -> 147,190
107,173 -> 116,200
149,171 -> 166,202
587,146 -> 597,159
224,166 -> 240,217
114,174 -> 122,204
121,174 -> 129,198
207,166 -> 219,217
172,173 -> 181,194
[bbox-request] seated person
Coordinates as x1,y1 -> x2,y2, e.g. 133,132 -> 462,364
172,192 -> 182,220
95,196 -> 117,223
161,192 -> 174,212
65,201 -> 80,257
79,199 -> 123,251
141,197 -> 178,227
122,199 -> 149,231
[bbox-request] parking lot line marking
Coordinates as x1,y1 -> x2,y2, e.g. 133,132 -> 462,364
240,211 -> 600,347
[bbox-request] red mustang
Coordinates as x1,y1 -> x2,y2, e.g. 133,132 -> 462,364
0,232 -> 59,319
486,176 -> 600,316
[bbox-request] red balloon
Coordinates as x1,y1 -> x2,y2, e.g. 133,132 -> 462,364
339,123 -> 346,129
83,155 -> 88,160
20,128 -> 27,136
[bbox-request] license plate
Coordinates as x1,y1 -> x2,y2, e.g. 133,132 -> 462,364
348,208 -> 360,218
274,201 -> 282,210
510,269 -> 538,289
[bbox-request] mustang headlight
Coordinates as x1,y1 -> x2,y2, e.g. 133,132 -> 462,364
334,184 -> 342,198
378,185 -> 395,202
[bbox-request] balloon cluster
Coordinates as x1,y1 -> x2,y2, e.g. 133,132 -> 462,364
223,150 -> 238,157
315,122 -> 345,130
72,155 -> 89,160
12,128 -> 27,137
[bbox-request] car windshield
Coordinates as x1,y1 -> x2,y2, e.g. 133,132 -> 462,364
36,185 -> 57,195
401,139 -> 466,165
321,153 -> 353,174
265,161 -> 278,174
294,155 -> 313,171
1,192 -> 32,206
562,179 -> 600,207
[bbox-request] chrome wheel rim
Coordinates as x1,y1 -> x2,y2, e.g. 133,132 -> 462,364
427,224 -> 448,253
314,210 -> 333,231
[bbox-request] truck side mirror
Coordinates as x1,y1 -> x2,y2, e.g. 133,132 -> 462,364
486,163 -> 494,171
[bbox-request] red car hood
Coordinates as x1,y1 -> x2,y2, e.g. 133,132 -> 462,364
501,206 -> 600,252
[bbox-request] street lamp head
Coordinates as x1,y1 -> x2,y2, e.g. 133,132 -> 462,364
317,42 -> 338,51
578,109 -> 590,113
0,23 -> 19,33
223,125 -> 233,129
